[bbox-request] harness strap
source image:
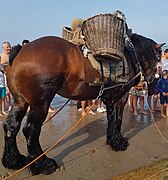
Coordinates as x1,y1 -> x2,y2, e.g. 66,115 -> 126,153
122,60 -> 126,77
99,71 -> 141,106
125,37 -> 140,74
99,60 -> 104,81
125,37 -> 151,84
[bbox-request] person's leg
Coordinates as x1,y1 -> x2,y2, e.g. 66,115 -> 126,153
156,94 -> 160,108
1,97 -> 6,115
6,93 -> 12,111
6,84 -> 12,111
81,101 -> 86,115
140,96 -> 144,112
161,104 -> 166,117
154,94 -> 159,109
97,99 -> 102,112
140,96 -> 148,114
165,105 -> 168,117
160,94 -> 166,117
147,95 -> 153,112
165,97 -> 168,117
0,97 -> 3,115
129,95 -> 134,111
97,99 -> 106,112
133,95 -> 138,115
0,88 -> 2,114
88,100 -> 95,115
1,87 -> 7,115
153,94 -> 158,110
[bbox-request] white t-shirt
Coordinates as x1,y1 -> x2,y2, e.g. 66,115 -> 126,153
0,71 -> 6,88
161,58 -> 168,71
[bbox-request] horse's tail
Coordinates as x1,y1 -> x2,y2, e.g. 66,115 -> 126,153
9,44 -> 22,66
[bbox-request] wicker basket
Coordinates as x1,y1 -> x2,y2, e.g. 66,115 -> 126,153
82,11 -> 126,61
62,26 -> 73,41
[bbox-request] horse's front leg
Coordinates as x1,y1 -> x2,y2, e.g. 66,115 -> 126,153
2,103 -> 28,169
105,94 -> 129,151
22,103 -> 58,175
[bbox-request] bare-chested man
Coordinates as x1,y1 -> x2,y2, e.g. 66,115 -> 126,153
0,41 -> 11,65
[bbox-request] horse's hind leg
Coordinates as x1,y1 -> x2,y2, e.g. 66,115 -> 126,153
2,97 -> 29,169
22,101 -> 58,175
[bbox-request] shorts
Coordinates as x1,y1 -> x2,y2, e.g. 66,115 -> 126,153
147,79 -> 158,96
131,88 -> 147,97
148,86 -> 158,96
160,93 -> 168,104
0,87 -> 6,98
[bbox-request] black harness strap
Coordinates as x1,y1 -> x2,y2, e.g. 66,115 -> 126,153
125,38 -> 140,74
99,60 -> 104,82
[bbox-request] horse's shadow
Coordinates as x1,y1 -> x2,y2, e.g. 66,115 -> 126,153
49,117 -> 106,165
46,110 -> 159,165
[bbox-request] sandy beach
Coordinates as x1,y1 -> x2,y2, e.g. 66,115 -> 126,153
0,95 -> 168,180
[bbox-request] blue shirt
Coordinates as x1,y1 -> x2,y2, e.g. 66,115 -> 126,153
157,77 -> 168,93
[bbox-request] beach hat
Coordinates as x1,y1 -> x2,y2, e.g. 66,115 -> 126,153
71,18 -> 84,31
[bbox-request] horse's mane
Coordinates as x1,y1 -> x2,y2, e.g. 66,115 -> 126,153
131,34 -> 156,61
9,44 -> 22,66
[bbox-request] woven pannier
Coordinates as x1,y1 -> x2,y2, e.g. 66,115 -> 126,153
62,26 -> 74,41
82,11 -> 126,62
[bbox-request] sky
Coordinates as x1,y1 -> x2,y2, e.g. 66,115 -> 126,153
0,0 -> 168,50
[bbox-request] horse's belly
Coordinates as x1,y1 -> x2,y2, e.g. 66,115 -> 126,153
57,82 -> 100,100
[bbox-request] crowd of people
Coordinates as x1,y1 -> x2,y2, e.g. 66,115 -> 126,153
128,48 -> 168,118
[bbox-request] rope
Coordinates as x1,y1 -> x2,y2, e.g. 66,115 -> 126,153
147,102 -> 168,144
144,101 -> 168,179
2,101 -> 95,179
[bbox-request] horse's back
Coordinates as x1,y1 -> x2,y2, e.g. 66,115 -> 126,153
12,36 -> 83,73
9,36 -> 86,101
19,36 -> 75,58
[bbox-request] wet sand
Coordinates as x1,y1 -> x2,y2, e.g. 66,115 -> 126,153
0,96 -> 168,180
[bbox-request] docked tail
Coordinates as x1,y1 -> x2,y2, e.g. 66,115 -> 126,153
9,44 -> 22,66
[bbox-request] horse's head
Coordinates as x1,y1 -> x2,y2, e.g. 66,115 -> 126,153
131,34 -> 165,83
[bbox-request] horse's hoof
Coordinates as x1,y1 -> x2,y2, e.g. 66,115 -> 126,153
2,153 -> 27,170
29,157 -> 58,175
108,136 -> 129,151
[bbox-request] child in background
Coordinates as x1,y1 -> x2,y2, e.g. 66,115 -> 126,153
0,65 -> 7,115
157,70 -> 168,117
131,75 -> 148,115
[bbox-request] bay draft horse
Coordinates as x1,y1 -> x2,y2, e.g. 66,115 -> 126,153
2,34 -> 163,175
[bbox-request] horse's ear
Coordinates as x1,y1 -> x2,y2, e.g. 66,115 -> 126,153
155,43 -> 166,49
